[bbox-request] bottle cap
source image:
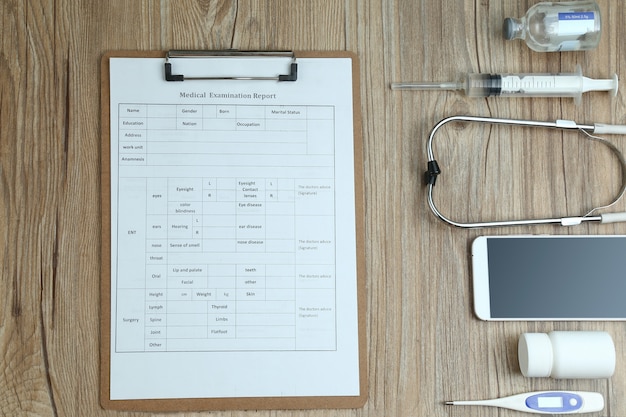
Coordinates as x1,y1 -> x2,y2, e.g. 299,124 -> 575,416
503,18 -> 516,40
518,333 -> 553,377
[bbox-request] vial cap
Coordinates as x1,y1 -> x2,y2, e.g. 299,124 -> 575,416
503,18 -> 516,40
518,333 -> 553,377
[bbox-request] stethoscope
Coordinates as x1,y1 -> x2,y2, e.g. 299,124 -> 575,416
426,115 -> 626,228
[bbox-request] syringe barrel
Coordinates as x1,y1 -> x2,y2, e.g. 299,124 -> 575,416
464,74 -> 503,97
498,73 -> 583,99
464,71 -> 613,100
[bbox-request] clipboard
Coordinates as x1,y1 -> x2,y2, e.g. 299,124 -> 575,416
100,50 -> 366,412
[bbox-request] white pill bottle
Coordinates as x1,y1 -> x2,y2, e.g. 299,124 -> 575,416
518,331 -> 615,379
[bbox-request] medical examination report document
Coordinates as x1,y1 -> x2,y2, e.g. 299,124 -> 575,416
100,51 -> 366,411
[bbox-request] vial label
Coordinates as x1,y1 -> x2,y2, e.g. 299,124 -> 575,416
558,12 -> 596,37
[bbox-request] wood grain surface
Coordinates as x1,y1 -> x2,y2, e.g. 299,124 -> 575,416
1,1 -> 626,416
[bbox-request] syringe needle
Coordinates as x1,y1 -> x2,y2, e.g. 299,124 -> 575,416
390,81 -> 462,91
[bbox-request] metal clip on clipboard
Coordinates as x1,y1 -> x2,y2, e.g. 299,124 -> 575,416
425,115 -> 626,228
164,50 -> 298,82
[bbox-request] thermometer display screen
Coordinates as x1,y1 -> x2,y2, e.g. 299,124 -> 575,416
538,397 -> 564,408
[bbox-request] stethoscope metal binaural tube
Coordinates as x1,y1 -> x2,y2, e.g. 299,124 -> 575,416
425,115 -> 626,228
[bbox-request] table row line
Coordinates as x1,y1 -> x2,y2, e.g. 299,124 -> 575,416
119,130 -> 309,142
120,104 -> 334,120
125,177 -> 328,190
134,238 -> 335,256
140,228 -> 334,242
138,197 -> 331,209
123,336 -> 335,353
134,275 -> 334,290
119,289 -> 334,308
144,324 -> 320,340
121,117 -> 332,132
137,203 -> 332,216
120,295 -> 334,313
127,281 -> 333,300
140,312 -> 323,327
127,262 -> 331,276
120,272 -> 335,289
118,153 -> 335,167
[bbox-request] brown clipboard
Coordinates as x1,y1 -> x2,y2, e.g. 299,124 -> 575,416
100,50 -> 367,412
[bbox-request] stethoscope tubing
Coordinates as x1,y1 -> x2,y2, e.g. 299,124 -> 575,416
426,115 -> 624,228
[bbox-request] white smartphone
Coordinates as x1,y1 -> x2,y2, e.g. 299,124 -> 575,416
472,235 -> 626,321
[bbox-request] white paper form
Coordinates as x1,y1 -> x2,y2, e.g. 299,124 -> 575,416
108,56 -> 361,400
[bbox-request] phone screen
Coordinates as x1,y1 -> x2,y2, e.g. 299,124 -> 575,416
481,236 -> 626,319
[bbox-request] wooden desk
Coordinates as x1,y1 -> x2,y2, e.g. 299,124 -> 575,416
1,1 -> 625,416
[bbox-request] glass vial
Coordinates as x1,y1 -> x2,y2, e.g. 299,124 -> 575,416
503,1 -> 601,52
518,331 -> 615,379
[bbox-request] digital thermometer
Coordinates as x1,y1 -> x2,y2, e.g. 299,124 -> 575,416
446,391 -> 604,414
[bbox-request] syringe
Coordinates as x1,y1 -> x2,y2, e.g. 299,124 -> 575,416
391,66 -> 618,104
